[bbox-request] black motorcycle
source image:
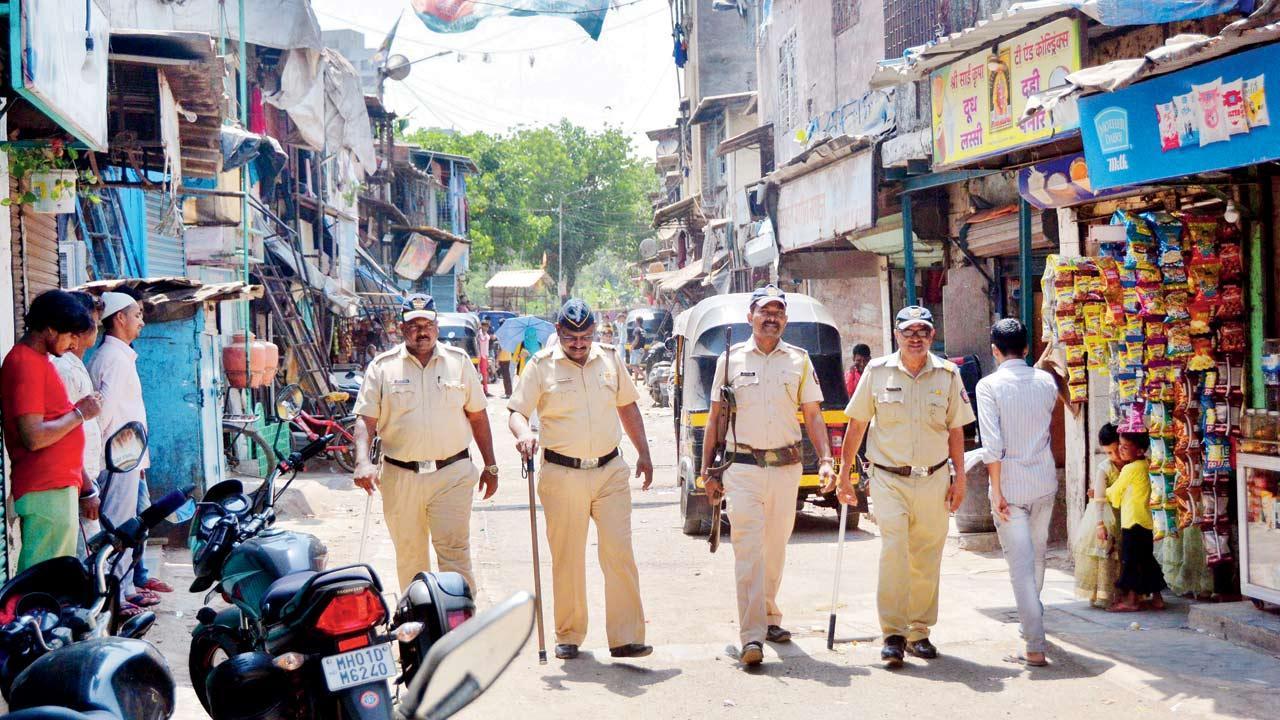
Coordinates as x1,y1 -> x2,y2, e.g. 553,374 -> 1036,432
0,422 -> 189,718
187,417 -> 476,720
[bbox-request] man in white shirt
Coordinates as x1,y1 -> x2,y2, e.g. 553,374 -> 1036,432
974,318 -> 1060,668
87,290 -> 154,616
53,292 -> 105,551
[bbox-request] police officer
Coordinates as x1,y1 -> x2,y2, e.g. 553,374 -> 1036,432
703,285 -> 836,667
352,294 -> 499,594
508,298 -> 654,661
829,305 -> 974,668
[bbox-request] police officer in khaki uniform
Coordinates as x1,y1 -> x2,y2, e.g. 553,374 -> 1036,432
830,305 -> 974,668
508,299 -> 654,661
703,285 -> 836,667
352,294 -> 499,593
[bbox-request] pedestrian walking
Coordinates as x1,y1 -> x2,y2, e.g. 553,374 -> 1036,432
702,285 -> 835,667
351,293 -> 499,594
477,319 -> 493,396
831,305 -> 974,668
52,292 -> 106,555
507,298 -> 654,661
973,319 -> 1060,668
1,290 -> 101,572
87,290 -> 155,616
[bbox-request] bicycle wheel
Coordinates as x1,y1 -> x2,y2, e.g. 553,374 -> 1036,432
332,416 -> 359,474
221,422 -> 279,477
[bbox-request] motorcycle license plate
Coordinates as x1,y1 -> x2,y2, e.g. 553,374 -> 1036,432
321,643 -> 396,691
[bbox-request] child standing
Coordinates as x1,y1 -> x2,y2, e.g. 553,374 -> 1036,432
1074,423 -> 1123,607
1105,430 -> 1167,611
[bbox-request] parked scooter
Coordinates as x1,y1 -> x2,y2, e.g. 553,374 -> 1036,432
0,422 -> 190,715
0,590 -> 535,720
187,399 -> 477,720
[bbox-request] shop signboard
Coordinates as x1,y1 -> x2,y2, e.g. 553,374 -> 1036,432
930,16 -> 1082,168
1017,153 -> 1142,209
1080,41 -> 1280,190
775,150 -> 874,252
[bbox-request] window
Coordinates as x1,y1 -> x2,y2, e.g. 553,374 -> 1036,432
833,0 -> 860,35
884,0 -> 939,59
777,30 -> 798,133
700,115 -> 727,195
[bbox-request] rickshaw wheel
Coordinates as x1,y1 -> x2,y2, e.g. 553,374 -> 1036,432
680,478 -> 711,535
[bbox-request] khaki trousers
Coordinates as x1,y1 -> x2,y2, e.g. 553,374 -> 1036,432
537,457 -> 645,647
724,462 -> 801,647
869,466 -> 950,642
379,459 -> 478,593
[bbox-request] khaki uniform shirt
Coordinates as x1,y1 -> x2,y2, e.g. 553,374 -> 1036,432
711,338 -> 824,451
844,351 -> 975,469
353,343 -> 487,461
508,343 -> 639,459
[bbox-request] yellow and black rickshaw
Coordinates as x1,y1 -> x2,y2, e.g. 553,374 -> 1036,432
672,293 -> 855,535
436,312 -> 482,368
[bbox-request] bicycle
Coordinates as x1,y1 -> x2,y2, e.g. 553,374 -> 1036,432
272,384 -> 360,473
221,416 -> 279,477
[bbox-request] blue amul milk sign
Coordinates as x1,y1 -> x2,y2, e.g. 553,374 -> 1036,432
1079,41 -> 1280,190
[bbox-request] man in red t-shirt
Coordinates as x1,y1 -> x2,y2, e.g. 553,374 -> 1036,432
844,343 -> 872,397
1,290 -> 102,571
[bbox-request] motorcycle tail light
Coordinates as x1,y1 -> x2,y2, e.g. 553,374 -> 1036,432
446,609 -> 472,630
315,589 -> 386,637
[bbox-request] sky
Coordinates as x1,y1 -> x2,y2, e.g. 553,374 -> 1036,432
309,0 -> 681,157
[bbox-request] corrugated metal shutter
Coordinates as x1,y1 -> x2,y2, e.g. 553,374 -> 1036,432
145,191 -> 185,277
10,178 -> 62,336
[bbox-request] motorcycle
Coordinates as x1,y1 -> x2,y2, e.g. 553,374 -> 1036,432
644,337 -> 675,408
187,395 -> 477,720
0,422 -> 190,717
1,590 -> 536,720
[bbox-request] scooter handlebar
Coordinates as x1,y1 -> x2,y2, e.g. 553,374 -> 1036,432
286,434 -> 333,469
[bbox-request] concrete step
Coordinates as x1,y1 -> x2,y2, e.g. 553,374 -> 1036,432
1188,601 -> 1280,657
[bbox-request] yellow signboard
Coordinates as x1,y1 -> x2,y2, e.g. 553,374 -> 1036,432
930,16 -> 1083,167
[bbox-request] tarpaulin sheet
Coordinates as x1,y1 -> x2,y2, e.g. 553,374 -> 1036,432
1093,0 -> 1254,24
413,0 -> 610,40
264,48 -> 378,179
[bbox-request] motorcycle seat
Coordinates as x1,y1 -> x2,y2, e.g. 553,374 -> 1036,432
260,571 -> 316,625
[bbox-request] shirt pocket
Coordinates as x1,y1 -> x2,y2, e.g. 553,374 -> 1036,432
438,377 -> 468,408
874,390 -> 908,426
779,368 -> 803,404
926,393 -> 949,429
594,369 -> 619,394
730,373 -> 762,410
387,384 -> 416,411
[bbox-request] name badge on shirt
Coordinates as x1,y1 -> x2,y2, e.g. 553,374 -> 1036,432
389,379 -> 411,386
878,387 -> 904,404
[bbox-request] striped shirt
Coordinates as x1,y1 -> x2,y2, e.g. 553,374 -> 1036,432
975,359 -> 1059,505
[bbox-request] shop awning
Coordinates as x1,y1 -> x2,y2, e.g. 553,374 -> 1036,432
104,0 -> 324,50
486,269 -> 548,290
658,261 -> 706,293
690,91 -> 757,125
846,213 -> 945,268
1026,12 -> 1280,117
764,134 -> 872,186
871,0 -> 1099,88
652,196 -> 705,228
717,123 -> 774,157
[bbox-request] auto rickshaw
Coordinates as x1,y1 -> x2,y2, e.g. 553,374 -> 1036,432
436,312 -> 482,367
672,292 -> 854,535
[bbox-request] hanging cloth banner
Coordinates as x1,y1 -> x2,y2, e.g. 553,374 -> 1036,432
412,0 -> 610,40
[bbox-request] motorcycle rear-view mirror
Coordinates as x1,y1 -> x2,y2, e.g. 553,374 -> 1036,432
401,591 -> 534,720
105,421 -> 148,474
276,384 -> 304,421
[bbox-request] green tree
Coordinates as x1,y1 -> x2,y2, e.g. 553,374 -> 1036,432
403,120 -> 656,297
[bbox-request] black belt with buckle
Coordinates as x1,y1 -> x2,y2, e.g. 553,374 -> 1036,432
544,448 -> 619,470
728,443 -> 803,468
873,459 -> 949,478
384,449 -> 470,474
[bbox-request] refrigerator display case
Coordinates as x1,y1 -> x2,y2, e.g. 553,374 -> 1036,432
1237,452 -> 1280,605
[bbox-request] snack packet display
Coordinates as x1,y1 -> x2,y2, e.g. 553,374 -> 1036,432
1217,285 -> 1244,319
1065,342 -> 1086,367
1137,285 -> 1166,318
1189,256 -> 1222,302
1115,373 -> 1140,405
1068,364 -> 1088,385
1144,212 -> 1185,265
1188,301 -> 1215,335
1183,215 -> 1220,258
1167,322 -> 1194,358
1204,436 -> 1231,472
1068,381 -> 1088,403
1122,287 -> 1141,315
1146,402 -> 1170,435
1218,322 -> 1246,353
1135,262 -> 1162,287
1221,78 -> 1249,135
1164,289 -> 1191,320
1192,78 -> 1230,146
1145,337 -> 1168,363
1085,337 -> 1110,373
1162,263 -> 1188,286
1219,241 -> 1242,281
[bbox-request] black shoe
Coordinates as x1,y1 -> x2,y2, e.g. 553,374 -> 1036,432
555,644 -> 579,660
766,625 -> 792,643
907,638 -> 938,659
608,643 -> 653,658
740,641 -> 764,666
881,635 -> 906,668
